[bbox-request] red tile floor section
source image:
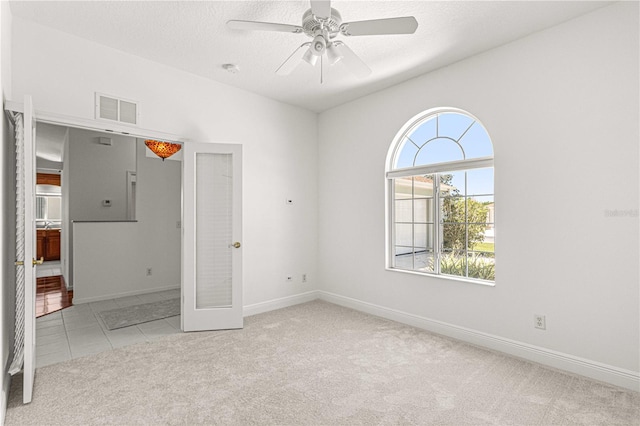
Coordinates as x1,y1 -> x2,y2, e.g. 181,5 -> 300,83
36,275 -> 73,318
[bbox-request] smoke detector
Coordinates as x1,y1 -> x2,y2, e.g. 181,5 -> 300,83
222,63 -> 240,74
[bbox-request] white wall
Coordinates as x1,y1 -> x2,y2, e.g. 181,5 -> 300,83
318,2 -> 639,384
0,2 -> 13,423
62,128 -> 137,288
11,17 -> 318,308
73,139 -> 181,303
35,158 -> 62,171
67,128 -> 136,221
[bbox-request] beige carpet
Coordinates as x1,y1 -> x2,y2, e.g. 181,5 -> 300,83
6,301 -> 639,425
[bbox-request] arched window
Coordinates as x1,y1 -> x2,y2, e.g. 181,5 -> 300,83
386,108 -> 495,283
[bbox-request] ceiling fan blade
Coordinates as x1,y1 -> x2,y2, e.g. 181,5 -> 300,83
310,0 -> 331,19
227,20 -> 303,34
340,16 -> 418,36
333,42 -> 371,79
276,43 -> 311,75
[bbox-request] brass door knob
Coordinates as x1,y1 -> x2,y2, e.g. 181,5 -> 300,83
32,257 -> 44,266
232,242 -> 241,249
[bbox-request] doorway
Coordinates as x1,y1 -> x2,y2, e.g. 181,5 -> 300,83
34,171 -> 68,317
31,120 -> 182,367
7,96 -> 244,403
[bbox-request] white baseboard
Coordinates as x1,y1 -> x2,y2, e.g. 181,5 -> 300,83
73,284 -> 180,304
243,291 -> 320,318
318,291 -> 640,392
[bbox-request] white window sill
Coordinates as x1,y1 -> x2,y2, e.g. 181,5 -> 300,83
385,267 -> 496,287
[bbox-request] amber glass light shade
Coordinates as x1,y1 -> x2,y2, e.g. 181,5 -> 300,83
144,140 -> 182,161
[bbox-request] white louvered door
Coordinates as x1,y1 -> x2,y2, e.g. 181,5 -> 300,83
182,142 -> 243,332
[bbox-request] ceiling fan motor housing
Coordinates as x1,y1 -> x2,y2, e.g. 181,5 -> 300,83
302,8 -> 342,38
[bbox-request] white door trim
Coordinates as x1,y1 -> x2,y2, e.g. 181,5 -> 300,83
4,100 -> 187,144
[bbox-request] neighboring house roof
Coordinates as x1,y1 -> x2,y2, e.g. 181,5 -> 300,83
395,176 -> 455,193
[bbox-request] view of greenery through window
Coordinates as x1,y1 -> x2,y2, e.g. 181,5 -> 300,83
440,172 -> 494,281
388,110 -> 495,282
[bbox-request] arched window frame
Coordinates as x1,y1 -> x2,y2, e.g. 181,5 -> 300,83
385,107 -> 495,284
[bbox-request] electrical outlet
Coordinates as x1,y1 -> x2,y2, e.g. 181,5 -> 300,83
534,314 -> 546,330
302,273 -> 307,283
286,276 -> 293,282
146,268 -> 152,276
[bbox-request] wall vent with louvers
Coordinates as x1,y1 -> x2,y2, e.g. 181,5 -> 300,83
95,93 -> 139,125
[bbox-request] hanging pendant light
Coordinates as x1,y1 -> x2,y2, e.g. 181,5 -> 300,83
144,139 -> 182,161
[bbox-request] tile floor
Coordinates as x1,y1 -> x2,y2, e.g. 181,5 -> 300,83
36,288 -> 181,368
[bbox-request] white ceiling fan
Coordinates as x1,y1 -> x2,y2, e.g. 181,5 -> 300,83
227,0 -> 418,82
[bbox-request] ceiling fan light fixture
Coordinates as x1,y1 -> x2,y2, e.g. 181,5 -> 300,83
311,34 -> 326,55
302,47 -> 319,66
326,43 -> 343,65
227,0 -> 418,81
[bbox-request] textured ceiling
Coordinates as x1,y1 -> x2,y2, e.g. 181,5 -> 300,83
10,1 -> 611,112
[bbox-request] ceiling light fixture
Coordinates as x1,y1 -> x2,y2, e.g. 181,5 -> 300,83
325,42 -> 343,65
311,33 -> 326,56
144,140 -> 182,161
302,47 -> 319,66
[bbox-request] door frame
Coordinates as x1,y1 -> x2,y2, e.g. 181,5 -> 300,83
3,99 -> 243,397
4,101 -> 184,144
5,101 -> 188,292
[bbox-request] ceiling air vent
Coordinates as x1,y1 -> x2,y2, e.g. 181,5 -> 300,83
95,93 -> 139,126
